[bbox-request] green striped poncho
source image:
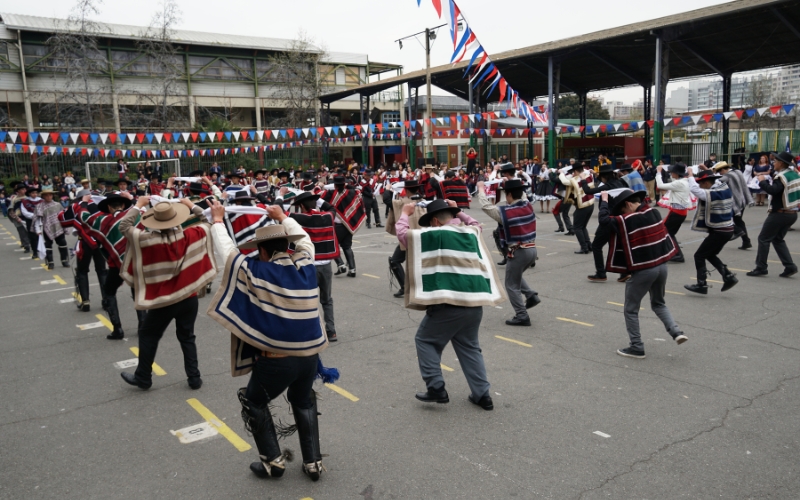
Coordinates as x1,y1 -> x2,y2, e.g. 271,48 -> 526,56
776,169 -> 800,210
405,225 -> 506,310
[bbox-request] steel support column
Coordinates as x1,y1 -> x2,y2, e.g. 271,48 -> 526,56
409,84 -> 418,170
579,92 -> 587,139
359,93 -> 369,166
547,57 -> 560,165
652,36 -> 666,164
722,73 -> 732,162
322,103 -> 331,167
643,85 -> 652,157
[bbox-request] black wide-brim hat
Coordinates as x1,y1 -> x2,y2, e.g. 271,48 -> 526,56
403,179 -> 420,189
188,169 -> 205,177
114,179 -> 129,186
498,163 -> 516,174
418,199 -> 461,227
98,193 -> 133,213
230,190 -> 255,202
609,189 -> 644,215
774,151 -> 795,165
277,171 -> 290,178
291,191 -> 320,206
597,163 -> 615,175
669,164 -> 688,177
503,178 -> 529,191
25,186 -> 40,196
333,176 -> 347,185
616,164 -> 633,173
695,170 -> 721,182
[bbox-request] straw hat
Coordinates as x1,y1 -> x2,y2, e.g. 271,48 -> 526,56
238,224 -> 304,250
140,202 -> 191,230
40,189 -> 55,195
711,161 -> 731,172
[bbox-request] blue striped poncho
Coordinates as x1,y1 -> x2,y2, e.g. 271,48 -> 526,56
691,185 -> 734,232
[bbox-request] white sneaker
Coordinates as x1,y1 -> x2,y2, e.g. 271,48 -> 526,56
675,334 -> 688,345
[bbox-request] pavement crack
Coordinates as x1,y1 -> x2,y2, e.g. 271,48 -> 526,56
575,372 -> 800,500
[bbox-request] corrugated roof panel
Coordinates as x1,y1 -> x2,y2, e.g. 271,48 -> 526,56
324,52 -> 368,66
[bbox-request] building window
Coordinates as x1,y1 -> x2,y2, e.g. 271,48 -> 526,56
359,67 -> 366,83
0,42 -> 10,70
381,112 -> 400,124
436,146 -> 449,166
335,68 -> 346,86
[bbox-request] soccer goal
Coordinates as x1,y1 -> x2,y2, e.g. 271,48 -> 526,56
84,159 -> 182,183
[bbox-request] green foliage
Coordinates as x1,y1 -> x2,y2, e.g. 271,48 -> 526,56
558,95 -> 610,120
192,116 -> 234,133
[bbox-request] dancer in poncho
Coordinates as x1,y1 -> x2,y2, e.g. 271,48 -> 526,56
476,179 -> 540,326
397,199 -> 504,410
119,197 -> 217,389
8,182 -> 32,253
385,179 -> 426,298
712,161 -> 754,250
746,151 -> 799,279
599,189 -> 687,359
321,175 -> 366,277
206,201 -> 334,482
34,189 -> 70,269
683,169 -> 738,294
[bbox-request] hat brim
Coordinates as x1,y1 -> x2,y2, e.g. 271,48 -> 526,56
418,207 -> 461,227
290,193 -> 320,205
98,196 -> 133,214
611,191 -> 643,215
140,202 -> 191,230
696,174 -> 722,182
238,231 -> 305,250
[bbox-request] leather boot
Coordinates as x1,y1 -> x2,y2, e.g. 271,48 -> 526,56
292,393 -> 324,481
719,265 -> 739,292
102,296 -> 125,339
684,268 -> 709,295
46,248 -> 54,269
343,248 -> 356,272
238,389 -> 286,479
58,245 -> 69,267
97,268 -> 109,302
76,272 -> 91,311
388,256 -> 405,297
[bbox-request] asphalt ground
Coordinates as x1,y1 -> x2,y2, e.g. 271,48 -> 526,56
0,202 -> 798,500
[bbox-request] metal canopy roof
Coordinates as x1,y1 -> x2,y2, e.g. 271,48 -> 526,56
320,0 -> 800,104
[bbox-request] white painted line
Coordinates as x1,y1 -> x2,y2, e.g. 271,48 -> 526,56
0,286 -> 94,300
113,358 -> 139,369
77,322 -> 104,331
739,356 -> 748,359
170,422 -> 219,444
6,242 -> 18,245
653,338 -> 666,342
3,237 -> 13,240
31,267 -> 44,270
546,252 -> 558,256
14,249 -> 24,252
58,298 -> 74,304
593,431 -> 611,438
20,256 -> 31,260
40,279 -> 59,285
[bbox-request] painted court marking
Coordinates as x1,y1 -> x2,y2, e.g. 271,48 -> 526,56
6,242 -> 18,245
95,314 -> 114,331
440,363 -> 455,372
557,239 -> 575,243
495,335 -> 532,348
14,248 -> 24,252
52,275 -> 67,285
665,290 -> 685,296
129,347 -> 167,376
324,383 -> 359,402
691,277 -> 724,284
77,321 -> 105,331
186,399 -> 251,452
41,279 -> 59,285
58,298 -> 74,304
607,301 -> 644,310
170,421 -> 219,444
593,431 -> 611,438
113,358 -> 139,369
556,317 -> 594,327
362,274 -> 381,279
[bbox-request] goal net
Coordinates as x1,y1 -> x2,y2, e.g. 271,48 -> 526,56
84,159 -> 182,183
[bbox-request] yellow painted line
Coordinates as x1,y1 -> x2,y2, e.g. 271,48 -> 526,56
607,301 -> 644,310
691,277 -> 724,284
40,263 -> 48,269
129,347 -> 167,376
72,291 -> 80,300
495,335 -> 532,347
362,273 -> 380,279
96,314 -> 114,331
440,363 -> 454,372
556,317 -> 594,327
186,398 -> 252,452
53,275 -> 67,285
324,383 -> 359,402
665,290 -> 686,296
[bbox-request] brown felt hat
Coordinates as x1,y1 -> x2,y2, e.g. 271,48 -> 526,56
140,202 -> 191,230
238,224 -> 304,250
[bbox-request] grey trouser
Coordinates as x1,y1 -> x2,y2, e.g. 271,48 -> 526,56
505,246 -> 537,319
315,262 -> 335,336
12,219 -> 31,249
755,212 -> 797,271
623,263 -> 682,351
554,202 -> 573,231
415,305 -> 490,399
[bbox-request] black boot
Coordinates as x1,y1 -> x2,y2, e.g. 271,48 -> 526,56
102,296 -> 125,339
292,394 -> 324,481
388,256 -> 405,297
59,245 -> 69,267
97,268 -> 109,302
719,265 -> 739,292
739,238 -> 752,250
238,389 -> 286,479
76,272 -> 91,311
684,269 -> 709,295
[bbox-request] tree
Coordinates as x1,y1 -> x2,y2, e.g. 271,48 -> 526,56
118,0 -> 189,130
42,0 -> 111,131
557,94 -> 610,120
266,31 -> 326,129
745,76 -> 772,131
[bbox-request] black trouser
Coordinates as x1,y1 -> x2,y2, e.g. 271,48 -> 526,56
554,202 -> 573,231
572,205 -> 594,251
103,267 -> 125,330
591,223 -> 611,276
363,196 -> 381,225
43,233 -> 68,265
694,229 -> 732,278
245,354 -> 318,410
733,206 -> 750,244
333,224 -> 355,270
12,220 -> 31,250
76,246 -> 108,304
663,210 -> 686,260
755,212 -> 797,272
133,296 -> 200,387
389,245 -> 406,289
25,219 -> 38,257
315,263 -> 335,336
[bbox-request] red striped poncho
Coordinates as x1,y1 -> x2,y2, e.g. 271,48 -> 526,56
225,205 -> 270,255
498,200 -> 537,247
77,205 -> 140,269
442,179 -> 471,208
606,207 -> 677,273
122,224 -> 217,310
321,187 -> 366,234
289,211 -> 340,261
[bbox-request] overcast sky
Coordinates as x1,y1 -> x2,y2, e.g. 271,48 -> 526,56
6,0 -> 732,103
